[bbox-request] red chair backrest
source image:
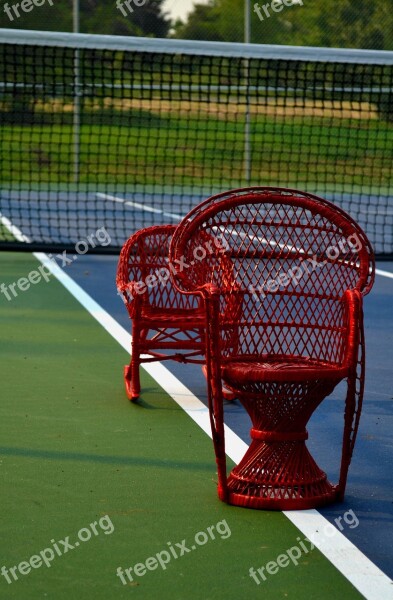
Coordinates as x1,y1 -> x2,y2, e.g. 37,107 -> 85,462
170,188 -> 375,363
117,225 -> 200,311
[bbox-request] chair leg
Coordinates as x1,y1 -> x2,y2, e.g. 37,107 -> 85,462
206,367 -> 228,502
130,351 -> 141,401
337,377 -> 358,500
123,364 -> 135,401
123,325 -> 144,402
124,360 -> 141,402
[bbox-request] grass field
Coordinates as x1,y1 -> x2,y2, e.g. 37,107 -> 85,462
1,109 -> 393,190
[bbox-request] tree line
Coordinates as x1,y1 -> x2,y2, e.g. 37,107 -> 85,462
175,0 -> 393,50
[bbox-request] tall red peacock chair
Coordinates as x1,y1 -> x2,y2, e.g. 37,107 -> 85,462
169,187 -> 375,510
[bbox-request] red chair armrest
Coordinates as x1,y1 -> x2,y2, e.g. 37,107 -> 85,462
342,289 -> 363,370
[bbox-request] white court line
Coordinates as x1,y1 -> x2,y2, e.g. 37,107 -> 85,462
376,268 -> 393,279
96,192 -> 183,221
0,213 -> 31,243
1,215 -> 393,599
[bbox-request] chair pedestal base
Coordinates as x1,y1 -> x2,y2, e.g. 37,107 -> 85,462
218,376 -> 344,510
225,439 -> 339,510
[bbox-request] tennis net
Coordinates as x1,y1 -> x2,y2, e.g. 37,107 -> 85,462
0,29 -> 392,256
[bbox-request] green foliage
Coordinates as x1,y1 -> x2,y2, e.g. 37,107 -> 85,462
0,0 -> 171,37
173,0 -> 393,50
0,0 -> 73,31
284,0 -> 393,50
174,0 -> 296,44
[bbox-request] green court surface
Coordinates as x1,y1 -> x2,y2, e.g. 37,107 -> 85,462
0,252 -> 365,599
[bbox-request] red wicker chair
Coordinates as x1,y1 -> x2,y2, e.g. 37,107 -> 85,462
116,224 -> 237,401
169,187 -> 375,510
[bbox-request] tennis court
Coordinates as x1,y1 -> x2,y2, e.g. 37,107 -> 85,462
1,28 -> 393,600
1,228 -> 393,599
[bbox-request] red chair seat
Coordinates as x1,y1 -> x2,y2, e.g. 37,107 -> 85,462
222,356 -> 348,389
